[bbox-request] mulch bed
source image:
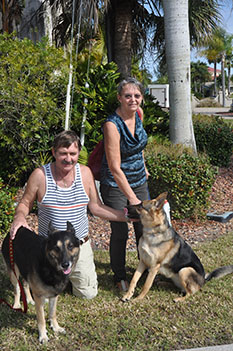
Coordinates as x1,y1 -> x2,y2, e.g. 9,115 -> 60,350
16,157 -> 233,251
215,112 -> 233,117
89,157 -> 233,250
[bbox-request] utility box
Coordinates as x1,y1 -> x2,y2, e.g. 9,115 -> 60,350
147,84 -> 169,108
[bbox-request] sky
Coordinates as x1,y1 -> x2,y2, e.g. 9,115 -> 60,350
220,1 -> 233,34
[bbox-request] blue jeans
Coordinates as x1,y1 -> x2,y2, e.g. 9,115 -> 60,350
100,182 -> 149,283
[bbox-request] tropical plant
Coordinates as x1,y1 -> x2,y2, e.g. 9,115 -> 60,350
200,27 -> 233,102
191,61 -> 212,97
199,32 -> 222,96
49,0 -> 106,47
0,33 -> 69,185
0,33 -> 122,184
71,60 -> 120,151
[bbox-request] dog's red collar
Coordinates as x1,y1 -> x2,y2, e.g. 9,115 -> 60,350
0,239 -> 28,313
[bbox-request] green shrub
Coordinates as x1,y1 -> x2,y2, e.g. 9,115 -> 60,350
0,33 -> 69,185
0,179 -> 16,238
0,34 -> 120,185
194,115 -> 233,167
145,142 -> 218,219
143,94 -> 169,137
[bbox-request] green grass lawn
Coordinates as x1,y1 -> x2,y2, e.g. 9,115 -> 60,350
1,232 -> 233,351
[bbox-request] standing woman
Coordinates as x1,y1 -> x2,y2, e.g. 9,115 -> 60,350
100,77 -> 149,292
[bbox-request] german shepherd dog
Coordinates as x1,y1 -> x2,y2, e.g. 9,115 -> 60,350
2,221 -> 80,343
122,192 -> 233,303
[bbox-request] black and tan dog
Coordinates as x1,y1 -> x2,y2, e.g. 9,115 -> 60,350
122,192 -> 233,302
2,221 -> 80,343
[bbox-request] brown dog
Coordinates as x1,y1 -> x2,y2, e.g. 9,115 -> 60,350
122,192 -> 233,302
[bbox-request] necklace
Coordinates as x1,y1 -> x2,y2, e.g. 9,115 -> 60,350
54,163 -> 75,188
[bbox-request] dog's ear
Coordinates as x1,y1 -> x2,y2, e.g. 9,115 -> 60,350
66,221 -> 76,235
154,192 -> 168,210
48,221 -> 57,235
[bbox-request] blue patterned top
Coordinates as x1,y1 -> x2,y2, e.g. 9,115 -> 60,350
100,111 -> 148,188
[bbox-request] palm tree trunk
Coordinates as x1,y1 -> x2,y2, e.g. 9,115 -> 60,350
107,0 -> 133,78
227,64 -> 231,96
214,61 -> 217,97
221,54 -> 225,106
2,0 -> 9,32
162,0 -> 197,153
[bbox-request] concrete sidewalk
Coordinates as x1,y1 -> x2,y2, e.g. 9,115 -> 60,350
175,344 -> 233,351
192,106 -> 232,116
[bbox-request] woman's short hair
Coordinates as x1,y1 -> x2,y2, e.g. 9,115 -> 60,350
53,130 -> 81,152
117,77 -> 145,96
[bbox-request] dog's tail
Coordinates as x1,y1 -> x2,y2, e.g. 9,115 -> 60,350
205,265 -> 233,282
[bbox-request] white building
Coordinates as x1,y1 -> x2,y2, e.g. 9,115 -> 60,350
147,84 -> 169,108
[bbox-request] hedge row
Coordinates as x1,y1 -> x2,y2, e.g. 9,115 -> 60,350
145,143 -> 218,220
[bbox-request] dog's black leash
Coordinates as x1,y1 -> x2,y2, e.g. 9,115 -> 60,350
0,239 -> 28,313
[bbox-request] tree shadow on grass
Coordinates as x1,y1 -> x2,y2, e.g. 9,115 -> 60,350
94,251 -> 180,300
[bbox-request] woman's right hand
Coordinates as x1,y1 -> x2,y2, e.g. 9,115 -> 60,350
125,203 -> 142,220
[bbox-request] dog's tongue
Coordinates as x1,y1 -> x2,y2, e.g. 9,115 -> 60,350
63,267 -> 71,275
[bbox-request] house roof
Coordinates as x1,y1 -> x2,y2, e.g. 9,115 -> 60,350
208,67 -> 221,74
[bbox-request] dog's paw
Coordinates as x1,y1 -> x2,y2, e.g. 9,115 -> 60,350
121,297 -> 129,303
50,321 -> 66,334
13,302 -> 21,309
27,298 -> 35,305
133,295 -> 145,301
55,326 -> 66,334
121,293 -> 132,302
39,332 -> 49,344
173,296 -> 186,303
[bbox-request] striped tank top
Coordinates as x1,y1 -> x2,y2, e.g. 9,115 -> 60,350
37,163 -> 89,239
